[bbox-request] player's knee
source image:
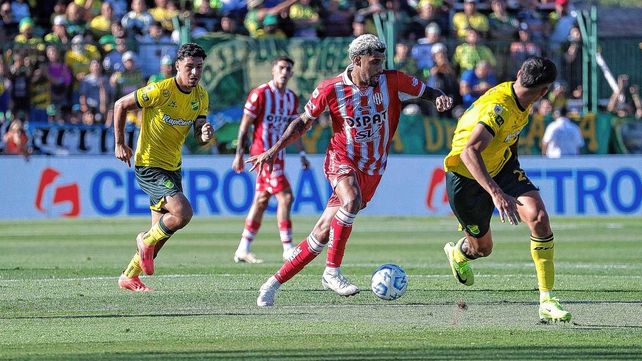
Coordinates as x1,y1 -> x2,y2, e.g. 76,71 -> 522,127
530,209 -> 551,235
175,204 -> 193,228
341,195 -> 362,214
255,196 -> 270,211
278,192 -> 293,207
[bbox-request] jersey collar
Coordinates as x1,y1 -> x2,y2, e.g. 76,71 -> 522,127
510,82 -> 527,112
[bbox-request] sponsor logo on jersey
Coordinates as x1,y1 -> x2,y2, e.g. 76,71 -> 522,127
345,110 -> 388,142
162,114 -> 193,126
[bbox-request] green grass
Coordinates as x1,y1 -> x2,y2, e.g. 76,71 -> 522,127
0,216 -> 641,360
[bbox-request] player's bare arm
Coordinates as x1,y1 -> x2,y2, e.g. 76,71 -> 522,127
193,117 -> 213,146
232,113 -> 255,173
247,113 -> 315,173
460,124 -> 521,225
113,91 -> 139,167
420,87 -> 453,112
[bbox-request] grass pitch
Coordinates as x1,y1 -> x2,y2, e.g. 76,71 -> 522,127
0,216 -> 641,360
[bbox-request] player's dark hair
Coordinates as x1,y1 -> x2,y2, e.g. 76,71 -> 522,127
176,43 -> 207,61
273,55 -> 294,66
519,57 -> 557,89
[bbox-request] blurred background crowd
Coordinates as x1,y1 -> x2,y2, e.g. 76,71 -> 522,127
0,0 -> 641,157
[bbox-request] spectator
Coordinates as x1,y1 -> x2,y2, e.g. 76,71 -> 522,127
0,60 -> 9,121
88,2 -> 115,40
50,0 -> 67,24
427,43 -> 459,118
320,0 -> 352,37
608,75 -> 642,119
289,0 -> 320,38
65,2 -> 87,38
149,0 -> 177,33
452,0 -> 489,39
9,51 -> 31,122
14,17 -> 45,57
76,0 -> 102,21
45,15 -> 72,46
488,0 -> 519,41
541,107 -> 584,157
547,80 -> 567,111
536,98 -> 554,120
406,0 -> 448,42
393,42 -> 420,78
244,0 -> 298,38
148,55 -> 174,83
194,0 -> 218,32
510,22 -> 542,77
110,51 -> 145,101
548,0 -> 575,48
11,0 -> 30,23
79,59 -> 112,120
0,2 -> 19,39
105,0 -> 128,19
65,34 -> 102,104
411,22 -> 442,77
453,28 -> 496,73
217,12 -> 248,35
137,21 -> 177,78
102,35 -> 129,75
30,60 -> 51,123
459,60 -> 497,108
121,0 -> 154,37
352,14 -> 367,37
517,0 -> 549,42
2,119 -> 30,157
561,24 -> 581,91
45,45 -> 72,118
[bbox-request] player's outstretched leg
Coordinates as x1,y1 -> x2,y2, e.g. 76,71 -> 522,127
444,238 -> 474,286
322,207 -> 359,296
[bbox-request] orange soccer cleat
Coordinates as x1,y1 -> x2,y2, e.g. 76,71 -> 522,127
118,274 -> 152,292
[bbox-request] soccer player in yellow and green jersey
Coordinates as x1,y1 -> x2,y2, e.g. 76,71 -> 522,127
443,57 -> 572,323
113,43 -> 214,292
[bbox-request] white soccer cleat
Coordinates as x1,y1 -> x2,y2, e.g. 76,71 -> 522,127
257,277 -> 280,307
321,269 -> 360,297
234,251 -> 264,264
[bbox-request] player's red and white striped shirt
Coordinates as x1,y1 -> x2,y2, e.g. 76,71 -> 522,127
244,80 -> 299,160
304,67 -> 425,175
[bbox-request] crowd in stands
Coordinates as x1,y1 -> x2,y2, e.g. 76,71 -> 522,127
0,0 -> 641,156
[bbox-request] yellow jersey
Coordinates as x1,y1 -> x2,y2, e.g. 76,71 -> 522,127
444,82 -> 529,178
134,77 -> 209,171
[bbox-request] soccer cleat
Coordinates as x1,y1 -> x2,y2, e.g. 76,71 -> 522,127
118,274 -> 152,292
444,242 -> 474,286
137,232 -> 155,275
257,279 -> 279,307
321,270 -> 360,297
539,297 -> 572,323
234,251 -> 264,264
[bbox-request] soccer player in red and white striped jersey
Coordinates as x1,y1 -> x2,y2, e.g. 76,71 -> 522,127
232,56 -> 310,264
249,34 -> 453,306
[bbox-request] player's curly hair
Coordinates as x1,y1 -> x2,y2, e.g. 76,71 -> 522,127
518,57 -> 557,89
176,43 -> 207,61
348,34 -> 386,62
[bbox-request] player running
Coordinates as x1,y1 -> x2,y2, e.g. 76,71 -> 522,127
232,56 -> 310,264
249,34 -> 453,306
114,43 -> 213,291
443,56 -> 572,322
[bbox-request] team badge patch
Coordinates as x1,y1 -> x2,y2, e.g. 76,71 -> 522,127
141,92 -> 149,101
162,89 -> 170,97
191,100 -> 199,110
163,179 -> 175,189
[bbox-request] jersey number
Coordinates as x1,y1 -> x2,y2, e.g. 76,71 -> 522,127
513,169 -> 527,182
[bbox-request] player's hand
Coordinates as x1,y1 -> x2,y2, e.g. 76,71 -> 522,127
300,154 -> 310,170
491,192 -> 522,225
435,94 -> 453,112
232,154 -> 244,173
247,149 -> 276,173
200,122 -> 214,143
115,143 -> 133,167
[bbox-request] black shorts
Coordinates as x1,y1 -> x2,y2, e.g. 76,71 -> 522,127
446,156 -> 538,238
135,166 -> 183,212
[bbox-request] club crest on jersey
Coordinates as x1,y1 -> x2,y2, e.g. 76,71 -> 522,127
141,92 -> 150,102
411,78 -> 419,87
373,92 -> 383,105
162,89 -> 170,97
191,100 -> 199,110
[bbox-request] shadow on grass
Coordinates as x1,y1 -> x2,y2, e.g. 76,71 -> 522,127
15,346 -> 642,360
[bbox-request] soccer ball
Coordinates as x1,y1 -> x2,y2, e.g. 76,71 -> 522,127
370,264 -> 408,301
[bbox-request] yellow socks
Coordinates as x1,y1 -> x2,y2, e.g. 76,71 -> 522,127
530,234 -> 555,293
453,237 -> 471,264
142,217 -> 174,246
123,253 -> 143,278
